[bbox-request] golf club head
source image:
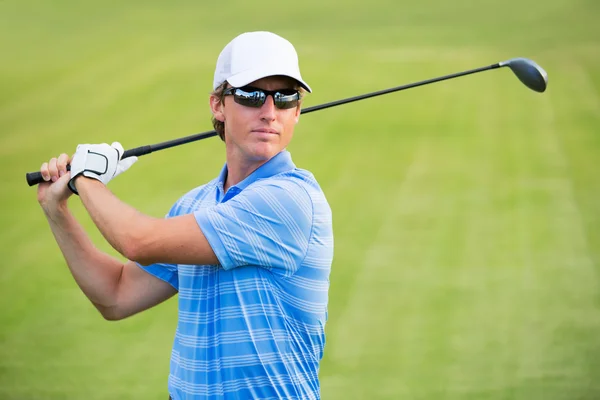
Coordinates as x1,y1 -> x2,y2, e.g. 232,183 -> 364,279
499,58 -> 548,93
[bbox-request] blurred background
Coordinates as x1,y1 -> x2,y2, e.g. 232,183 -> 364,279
1,0 -> 599,399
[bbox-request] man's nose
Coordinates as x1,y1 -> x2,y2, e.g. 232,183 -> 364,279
259,95 -> 277,120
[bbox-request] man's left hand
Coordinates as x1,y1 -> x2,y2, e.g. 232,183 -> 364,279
68,142 -> 137,194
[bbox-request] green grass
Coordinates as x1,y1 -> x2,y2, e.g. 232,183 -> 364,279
1,0 -> 599,399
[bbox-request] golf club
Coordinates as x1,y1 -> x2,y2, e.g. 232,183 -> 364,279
25,57 -> 548,186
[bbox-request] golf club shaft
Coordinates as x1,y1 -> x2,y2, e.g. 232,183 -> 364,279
26,62 -> 501,186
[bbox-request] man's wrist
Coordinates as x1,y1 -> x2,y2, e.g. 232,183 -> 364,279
43,200 -> 70,224
70,174 -> 103,195
77,175 -> 107,193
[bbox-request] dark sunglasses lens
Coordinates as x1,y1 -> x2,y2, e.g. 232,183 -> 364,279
274,91 -> 300,109
230,87 -> 300,109
233,88 -> 266,108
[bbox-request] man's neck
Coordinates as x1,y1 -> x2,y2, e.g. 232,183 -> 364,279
223,153 -> 269,192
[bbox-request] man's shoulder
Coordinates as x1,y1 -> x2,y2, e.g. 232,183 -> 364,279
251,167 -> 322,194
248,168 -> 331,213
181,177 -> 220,198
166,177 -> 220,216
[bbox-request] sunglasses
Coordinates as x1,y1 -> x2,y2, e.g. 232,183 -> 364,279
223,86 -> 301,109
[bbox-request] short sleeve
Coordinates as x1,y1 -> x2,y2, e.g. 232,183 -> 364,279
136,261 -> 179,290
194,180 -> 313,276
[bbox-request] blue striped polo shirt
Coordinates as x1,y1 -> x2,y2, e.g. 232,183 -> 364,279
139,150 -> 334,400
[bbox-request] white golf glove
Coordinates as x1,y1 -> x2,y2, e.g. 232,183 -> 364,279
68,142 -> 138,194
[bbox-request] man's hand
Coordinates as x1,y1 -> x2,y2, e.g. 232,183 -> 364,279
68,142 -> 137,194
38,153 -> 74,215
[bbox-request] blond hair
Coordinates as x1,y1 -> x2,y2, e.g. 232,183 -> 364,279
211,82 -> 227,141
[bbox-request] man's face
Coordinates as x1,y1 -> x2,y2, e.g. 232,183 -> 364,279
211,75 -> 301,164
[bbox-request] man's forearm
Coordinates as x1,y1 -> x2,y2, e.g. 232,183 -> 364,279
75,177 -> 156,262
44,203 -> 125,311
74,177 -> 219,266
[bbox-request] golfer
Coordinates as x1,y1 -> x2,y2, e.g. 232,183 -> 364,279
36,31 -> 333,400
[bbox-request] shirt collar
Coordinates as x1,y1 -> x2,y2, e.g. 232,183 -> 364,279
216,150 -> 296,199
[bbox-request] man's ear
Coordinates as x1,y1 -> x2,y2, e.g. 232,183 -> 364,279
210,94 -> 225,122
294,104 -> 301,124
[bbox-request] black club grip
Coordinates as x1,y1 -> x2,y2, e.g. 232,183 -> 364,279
26,170 -> 55,186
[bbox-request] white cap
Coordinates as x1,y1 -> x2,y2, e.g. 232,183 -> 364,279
213,31 -> 312,93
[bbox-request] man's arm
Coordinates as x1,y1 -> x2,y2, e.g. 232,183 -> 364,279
44,201 -> 177,320
38,151 -> 177,321
75,177 -> 219,266
74,176 -> 313,275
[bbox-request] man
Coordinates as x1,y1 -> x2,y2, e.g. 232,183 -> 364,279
36,31 -> 333,400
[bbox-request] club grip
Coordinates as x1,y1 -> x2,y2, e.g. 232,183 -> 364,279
26,171 -> 44,186
25,145 -> 152,187
26,165 -> 74,187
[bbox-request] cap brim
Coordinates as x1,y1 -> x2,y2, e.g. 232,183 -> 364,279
227,68 -> 312,93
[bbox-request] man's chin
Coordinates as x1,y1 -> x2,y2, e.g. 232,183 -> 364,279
249,143 -> 280,160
